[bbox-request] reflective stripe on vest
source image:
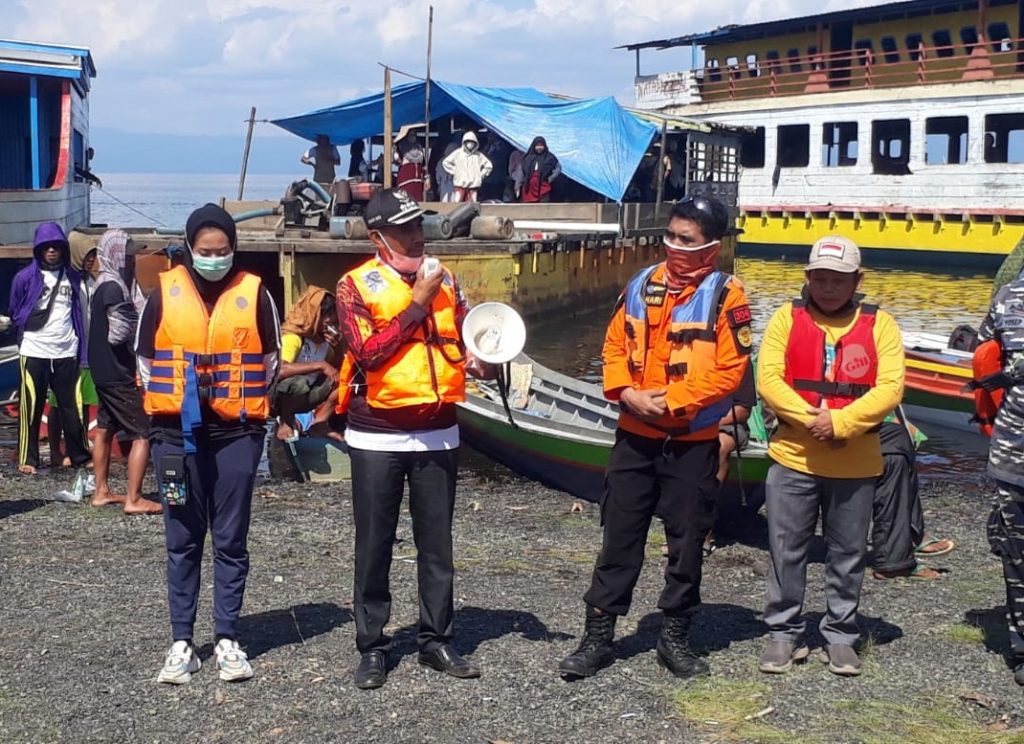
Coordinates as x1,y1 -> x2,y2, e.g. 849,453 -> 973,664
343,257 -> 465,409
621,267 -> 733,435
783,299 -> 878,409
144,266 -> 269,441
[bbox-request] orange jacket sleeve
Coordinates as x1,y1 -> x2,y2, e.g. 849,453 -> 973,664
602,299 -> 634,401
665,281 -> 752,419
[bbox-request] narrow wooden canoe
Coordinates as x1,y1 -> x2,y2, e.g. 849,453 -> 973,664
457,354 -> 771,502
902,331 -> 976,433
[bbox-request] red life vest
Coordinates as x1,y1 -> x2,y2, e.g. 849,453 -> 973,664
784,299 -> 878,408
970,339 -> 1005,437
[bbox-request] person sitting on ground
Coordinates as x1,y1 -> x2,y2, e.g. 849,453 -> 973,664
870,414 -> 954,581
273,286 -> 342,442
88,229 -> 161,515
517,136 -> 561,203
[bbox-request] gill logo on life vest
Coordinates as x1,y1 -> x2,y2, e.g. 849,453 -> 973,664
840,343 -> 872,379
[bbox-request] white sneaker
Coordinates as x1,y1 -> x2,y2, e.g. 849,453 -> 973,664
157,641 -> 200,684
214,638 -> 253,682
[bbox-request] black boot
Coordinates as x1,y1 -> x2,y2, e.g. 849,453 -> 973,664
656,612 -> 709,679
559,607 -> 616,678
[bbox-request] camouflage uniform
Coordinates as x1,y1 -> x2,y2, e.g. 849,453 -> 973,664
979,276 -> 1024,660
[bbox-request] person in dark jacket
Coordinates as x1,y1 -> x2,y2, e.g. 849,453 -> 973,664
517,136 -> 561,203
8,222 -> 90,477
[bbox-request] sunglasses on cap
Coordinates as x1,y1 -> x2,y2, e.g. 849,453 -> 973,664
679,195 -> 715,218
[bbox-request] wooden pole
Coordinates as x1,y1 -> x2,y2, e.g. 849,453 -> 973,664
237,106 -> 256,200
655,119 -> 668,208
384,67 -> 393,189
424,5 -> 434,196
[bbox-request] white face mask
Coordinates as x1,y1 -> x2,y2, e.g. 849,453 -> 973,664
663,237 -> 720,253
378,234 -> 423,274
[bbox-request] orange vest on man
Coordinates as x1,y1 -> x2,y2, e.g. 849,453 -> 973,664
604,264 -> 752,441
144,265 -> 269,424
784,299 -> 878,409
336,257 -> 465,412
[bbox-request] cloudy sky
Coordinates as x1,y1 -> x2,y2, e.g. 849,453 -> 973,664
9,0 -> 879,139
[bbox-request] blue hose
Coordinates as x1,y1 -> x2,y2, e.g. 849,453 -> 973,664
306,181 -> 331,202
233,208 -> 280,223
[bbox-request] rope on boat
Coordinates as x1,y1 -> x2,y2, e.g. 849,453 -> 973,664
497,363 -> 518,430
93,185 -> 167,226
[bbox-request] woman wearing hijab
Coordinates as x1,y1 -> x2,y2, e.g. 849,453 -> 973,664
136,203 -> 281,684
518,136 -> 561,203
273,285 -> 341,441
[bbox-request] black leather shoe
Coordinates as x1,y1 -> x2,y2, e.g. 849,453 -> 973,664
354,650 -> 387,689
418,645 -> 481,679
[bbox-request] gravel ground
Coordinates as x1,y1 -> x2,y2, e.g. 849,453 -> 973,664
1,451 -> 1022,744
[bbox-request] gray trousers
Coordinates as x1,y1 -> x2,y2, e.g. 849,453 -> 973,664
764,463 -> 875,646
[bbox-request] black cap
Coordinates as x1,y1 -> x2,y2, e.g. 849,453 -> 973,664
364,188 -> 425,229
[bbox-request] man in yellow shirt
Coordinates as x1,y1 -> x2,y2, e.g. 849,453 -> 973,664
756,236 -> 904,677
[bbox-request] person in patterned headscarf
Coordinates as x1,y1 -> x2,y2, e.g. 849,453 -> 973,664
88,229 -> 162,514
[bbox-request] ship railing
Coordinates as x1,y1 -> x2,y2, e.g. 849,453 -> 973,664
688,34 -> 1024,102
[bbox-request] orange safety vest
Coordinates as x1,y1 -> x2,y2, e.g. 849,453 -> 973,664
621,266 -> 733,435
970,339 -> 1005,437
336,257 -> 465,411
145,265 -> 269,425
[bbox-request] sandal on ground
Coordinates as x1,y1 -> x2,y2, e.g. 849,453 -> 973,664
915,536 -> 955,557
872,565 -> 942,581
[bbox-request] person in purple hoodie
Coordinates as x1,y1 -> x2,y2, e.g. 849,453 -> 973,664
8,222 -> 90,476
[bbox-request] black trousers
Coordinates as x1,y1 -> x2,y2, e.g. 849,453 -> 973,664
871,450 -> 925,572
584,430 -> 719,616
18,355 -> 89,469
349,446 -> 457,653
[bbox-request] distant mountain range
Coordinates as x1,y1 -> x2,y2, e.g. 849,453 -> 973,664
89,127 -> 309,174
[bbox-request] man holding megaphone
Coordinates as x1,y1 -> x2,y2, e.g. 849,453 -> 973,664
560,194 -> 753,681
335,188 -> 493,690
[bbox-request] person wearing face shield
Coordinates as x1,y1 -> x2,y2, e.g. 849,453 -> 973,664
8,222 -> 91,477
441,131 -> 492,203
135,203 -> 281,685
335,188 -> 490,690
560,195 -> 752,682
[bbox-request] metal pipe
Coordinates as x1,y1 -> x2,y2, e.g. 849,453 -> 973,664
655,120 -> 668,208
512,220 -> 621,235
424,5 -> 434,196
383,67 -> 394,189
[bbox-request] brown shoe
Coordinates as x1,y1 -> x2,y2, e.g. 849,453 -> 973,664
758,639 -> 810,674
821,644 -> 862,677
872,566 -> 942,581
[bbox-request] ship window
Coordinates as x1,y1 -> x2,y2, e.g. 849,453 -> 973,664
822,122 -> 858,167
988,22 -> 1013,52
741,127 -> 765,168
985,113 -> 1024,164
72,130 -> 85,182
960,26 -> 979,52
787,48 -> 802,73
925,116 -> 968,164
726,56 -> 740,77
932,30 -> 954,57
907,33 -> 925,60
707,58 -> 721,83
881,36 -> 900,63
871,119 -> 911,175
854,40 -> 874,65
746,54 -> 759,77
778,124 -> 810,167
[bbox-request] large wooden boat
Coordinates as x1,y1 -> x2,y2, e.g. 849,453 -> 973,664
0,40 -> 96,246
622,0 -> 1024,268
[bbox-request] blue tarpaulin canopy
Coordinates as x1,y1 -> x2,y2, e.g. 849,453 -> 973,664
271,81 -> 658,202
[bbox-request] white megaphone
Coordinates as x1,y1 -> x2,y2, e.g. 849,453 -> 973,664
462,302 -> 526,365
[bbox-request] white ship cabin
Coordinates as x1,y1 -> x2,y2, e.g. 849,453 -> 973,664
621,0 -> 1024,263
0,40 -> 96,246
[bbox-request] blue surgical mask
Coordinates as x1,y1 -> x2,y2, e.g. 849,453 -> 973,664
191,251 -> 233,281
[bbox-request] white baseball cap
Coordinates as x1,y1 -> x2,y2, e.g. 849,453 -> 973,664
806,236 -> 861,273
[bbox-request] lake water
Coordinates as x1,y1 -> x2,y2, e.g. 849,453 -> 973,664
93,173 -> 997,481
